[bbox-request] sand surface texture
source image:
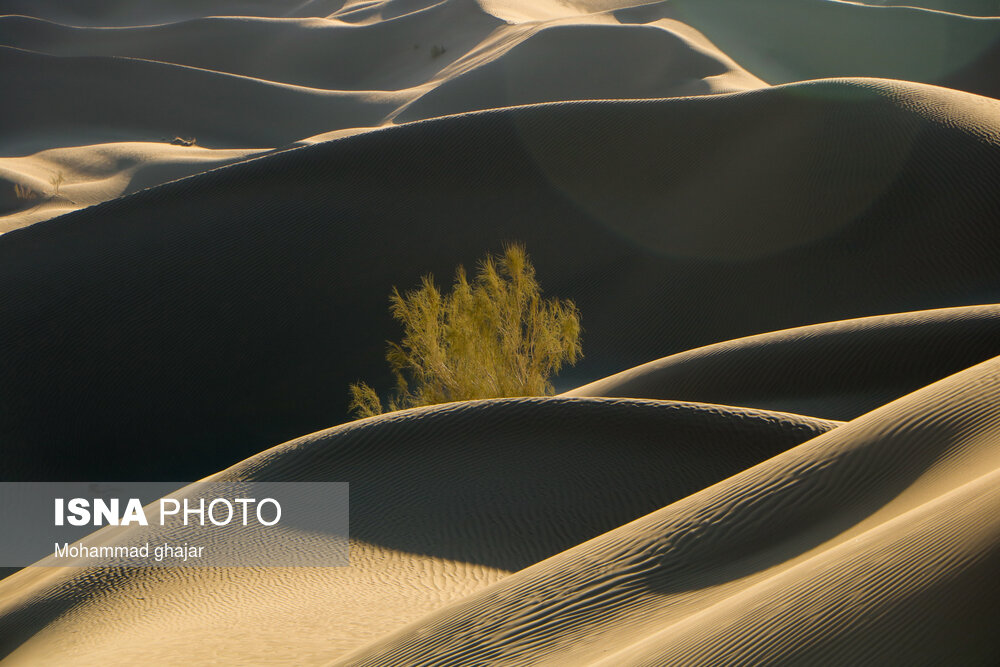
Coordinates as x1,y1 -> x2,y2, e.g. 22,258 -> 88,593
1,0 -> 999,664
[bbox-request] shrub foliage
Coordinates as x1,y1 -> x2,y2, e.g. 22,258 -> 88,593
349,244 -> 582,418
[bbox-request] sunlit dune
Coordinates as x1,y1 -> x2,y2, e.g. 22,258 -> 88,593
1,0 -> 999,664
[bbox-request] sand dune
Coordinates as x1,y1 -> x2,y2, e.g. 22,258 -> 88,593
852,0 -> 1000,17
2,339 -> 998,664
3,77 -> 1000,481
4,0 -> 997,229
390,21 -> 764,122
3,0 -> 1000,663
336,353 -> 1000,666
0,141 -> 264,231
0,399 -> 837,663
0,10 -> 505,91
0,45 -> 403,152
0,2 -> 762,229
565,304 -> 1000,420
664,0 -> 1000,94
0,0 -> 354,26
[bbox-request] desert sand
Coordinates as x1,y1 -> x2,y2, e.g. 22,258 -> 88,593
1,0 -> 1000,664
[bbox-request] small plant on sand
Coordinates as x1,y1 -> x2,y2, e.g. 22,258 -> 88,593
13,183 -> 38,200
349,243 -> 582,418
49,171 -> 65,197
429,44 -> 447,59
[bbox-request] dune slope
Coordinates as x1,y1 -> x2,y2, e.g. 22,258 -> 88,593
565,304 -> 1000,420
0,1 -> 766,230
0,399 -> 836,664
335,353 -> 1000,666
665,0 -> 1000,95
2,0 -> 1000,664
2,79 -> 1000,481
4,0 -> 997,230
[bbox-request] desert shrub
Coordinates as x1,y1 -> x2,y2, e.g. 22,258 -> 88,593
349,243 -> 582,418
13,184 -> 38,200
49,171 -> 64,196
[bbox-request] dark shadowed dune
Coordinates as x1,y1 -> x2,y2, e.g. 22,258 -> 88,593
0,45 -> 405,153
855,0 -> 1000,17
390,21 -> 764,122
0,398 -> 837,663
2,0 -> 1000,664
334,356 -> 1000,667
220,398 -> 838,569
566,305 -> 1000,420
4,0 -> 999,231
3,0 -> 999,231
2,79 -> 1000,481
663,0 -> 1000,97
0,9 -> 505,91
0,0 -> 354,26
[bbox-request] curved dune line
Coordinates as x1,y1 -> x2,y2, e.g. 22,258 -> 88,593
0,8 -> 507,91
1,79 -> 999,481
0,398 -> 836,664
0,44 -> 406,151
4,0 -> 998,230
334,355 -> 1000,666
1,1 -> 999,662
565,304 -> 1000,420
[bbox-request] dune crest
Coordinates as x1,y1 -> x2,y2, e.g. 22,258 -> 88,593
0,398 -> 837,663
3,0 -> 1000,663
335,353 -> 1000,666
565,304 -> 1000,420
6,0 -> 996,231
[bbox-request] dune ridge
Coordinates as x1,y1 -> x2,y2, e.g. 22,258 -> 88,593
3,336 -> 998,664
3,76 -> 1000,480
565,304 -> 1000,420
0,398 -> 837,664
3,0 -> 998,230
3,0 -> 1000,663
333,353 -> 1000,666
